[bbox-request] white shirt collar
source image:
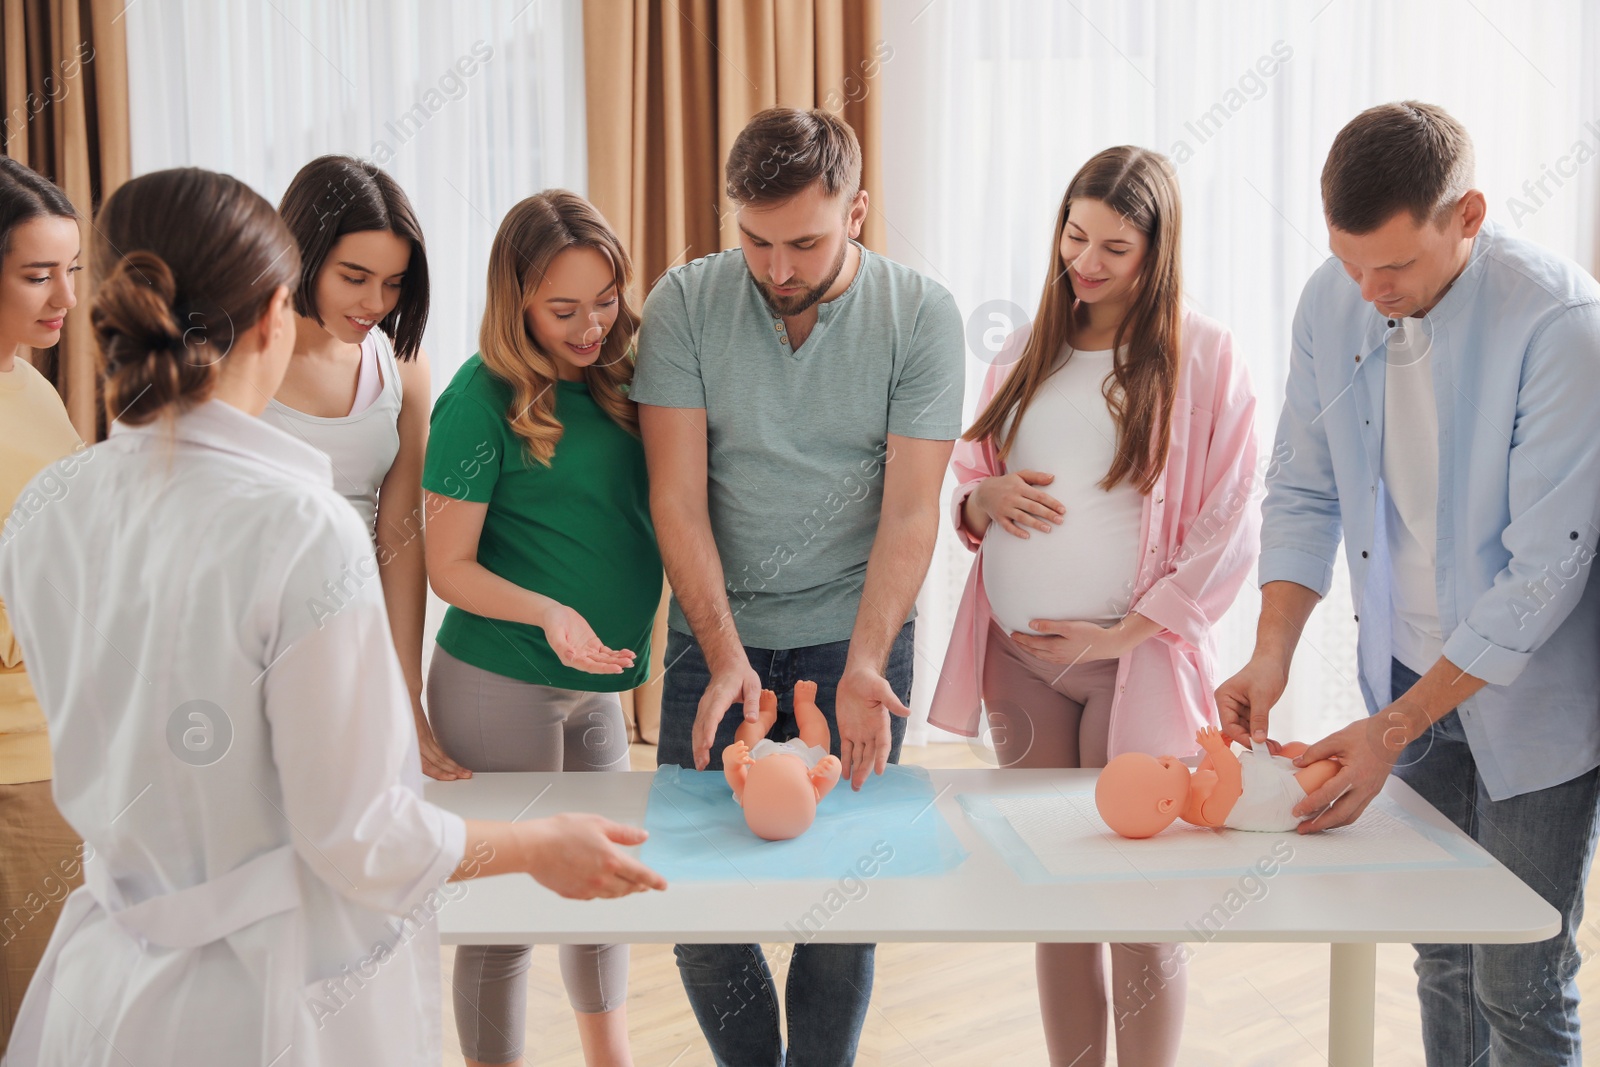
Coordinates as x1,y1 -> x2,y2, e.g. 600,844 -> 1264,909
108,398 -> 334,487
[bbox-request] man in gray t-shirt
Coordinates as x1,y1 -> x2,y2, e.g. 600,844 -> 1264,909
633,108 -> 963,1067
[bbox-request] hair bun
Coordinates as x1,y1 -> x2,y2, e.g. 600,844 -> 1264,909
94,249 -> 217,422
92,250 -> 182,361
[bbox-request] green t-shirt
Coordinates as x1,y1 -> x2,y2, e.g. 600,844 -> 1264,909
423,355 -> 661,691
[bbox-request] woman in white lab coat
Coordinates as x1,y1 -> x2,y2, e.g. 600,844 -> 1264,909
0,167 -> 665,1067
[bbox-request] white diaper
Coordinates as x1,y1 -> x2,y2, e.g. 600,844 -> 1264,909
750,737 -> 829,770
1223,745 -> 1308,832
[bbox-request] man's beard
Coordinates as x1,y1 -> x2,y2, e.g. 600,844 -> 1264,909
754,240 -> 849,318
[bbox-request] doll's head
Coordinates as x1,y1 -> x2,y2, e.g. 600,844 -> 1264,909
1095,752 -> 1192,838
741,757 -> 819,840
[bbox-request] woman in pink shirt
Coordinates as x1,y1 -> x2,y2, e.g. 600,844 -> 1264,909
930,146 -> 1259,1066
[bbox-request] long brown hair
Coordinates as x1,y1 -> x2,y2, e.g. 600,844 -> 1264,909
965,146 -> 1182,494
92,168 -> 300,426
479,191 -> 639,465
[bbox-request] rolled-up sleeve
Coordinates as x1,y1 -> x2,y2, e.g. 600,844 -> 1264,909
1259,282 -> 1345,596
1443,301 -> 1600,685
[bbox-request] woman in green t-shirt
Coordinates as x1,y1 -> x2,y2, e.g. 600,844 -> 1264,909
421,191 -> 660,1067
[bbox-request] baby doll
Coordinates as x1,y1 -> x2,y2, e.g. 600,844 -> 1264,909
723,680 -> 843,840
1094,726 -> 1342,837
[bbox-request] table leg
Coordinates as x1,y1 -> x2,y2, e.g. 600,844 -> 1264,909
1328,942 -> 1377,1067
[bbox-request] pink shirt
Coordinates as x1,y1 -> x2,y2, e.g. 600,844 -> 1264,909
928,309 -> 1261,759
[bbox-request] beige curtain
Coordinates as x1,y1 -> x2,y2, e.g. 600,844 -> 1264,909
583,0 -> 885,299
1,0 -> 130,442
583,0 -> 886,744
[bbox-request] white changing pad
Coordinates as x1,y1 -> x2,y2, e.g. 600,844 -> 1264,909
958,788 -> 1492,884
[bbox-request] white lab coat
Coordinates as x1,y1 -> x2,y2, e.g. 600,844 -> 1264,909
0,400 -> 466,1067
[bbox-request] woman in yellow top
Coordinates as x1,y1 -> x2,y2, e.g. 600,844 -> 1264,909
0,156 -> 86,1053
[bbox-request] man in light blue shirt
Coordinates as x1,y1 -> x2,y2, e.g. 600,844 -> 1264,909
1218,102 -> 1600,1065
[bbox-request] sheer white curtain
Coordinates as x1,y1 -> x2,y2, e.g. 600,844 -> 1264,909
883,0 -> 1600,743
124,0 -> 587,395
124,0 -> 587,657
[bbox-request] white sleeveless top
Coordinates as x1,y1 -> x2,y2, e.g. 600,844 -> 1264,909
1224,745 -> 1309,832
983,346 -> 1146,631
259,331 -> 403,542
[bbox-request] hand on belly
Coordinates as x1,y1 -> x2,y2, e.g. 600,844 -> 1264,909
1008,618 -> 1123,663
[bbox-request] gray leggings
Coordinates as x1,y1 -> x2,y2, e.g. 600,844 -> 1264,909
427,646 -> 632,1064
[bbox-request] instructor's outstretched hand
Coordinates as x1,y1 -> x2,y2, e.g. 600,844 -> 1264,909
455,814 -> 667,899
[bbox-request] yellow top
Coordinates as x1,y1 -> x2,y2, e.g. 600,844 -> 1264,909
0,356 -> 82,783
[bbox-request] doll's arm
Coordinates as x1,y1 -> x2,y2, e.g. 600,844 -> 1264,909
734,690 -> 779,750
1191,727 -> 1243,827
723,740 -> 753,799
1181,768 -> 1219,827
810,755 -> 842,801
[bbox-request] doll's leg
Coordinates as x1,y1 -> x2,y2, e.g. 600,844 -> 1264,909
793,680 -> 832,751
1294,757 -> 1341,796
733,688 -> 779,749
1267,741 -> 1342,796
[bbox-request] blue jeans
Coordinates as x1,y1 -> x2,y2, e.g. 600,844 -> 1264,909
1390,658 -> 1600,1066
657,622 -> 913,1067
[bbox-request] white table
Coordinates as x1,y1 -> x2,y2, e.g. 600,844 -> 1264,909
426,768 -> 1558,1067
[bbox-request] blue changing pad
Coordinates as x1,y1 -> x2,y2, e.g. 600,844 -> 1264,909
640,764 -> 968,882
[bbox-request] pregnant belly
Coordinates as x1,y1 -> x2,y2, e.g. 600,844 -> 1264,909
982,519 -> 1142,634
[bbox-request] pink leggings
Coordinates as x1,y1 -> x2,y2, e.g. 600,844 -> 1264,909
983,622 -> 1187,1067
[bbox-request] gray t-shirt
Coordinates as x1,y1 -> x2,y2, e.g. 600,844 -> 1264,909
631,243 -> 965,648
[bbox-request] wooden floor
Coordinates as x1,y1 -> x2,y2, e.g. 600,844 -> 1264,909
438,743 -> 1600,1066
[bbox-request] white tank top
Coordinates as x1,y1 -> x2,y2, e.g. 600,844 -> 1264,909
982,346 -> 1146,631
259,331 -> 403,542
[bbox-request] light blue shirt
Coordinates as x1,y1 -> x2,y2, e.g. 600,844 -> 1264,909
1261,220 -> 1600,801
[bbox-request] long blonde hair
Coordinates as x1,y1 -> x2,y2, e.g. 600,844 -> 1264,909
479,191 -> 640,465
965,147 -> 1182,494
